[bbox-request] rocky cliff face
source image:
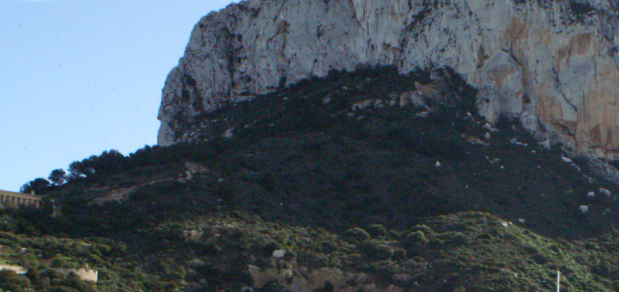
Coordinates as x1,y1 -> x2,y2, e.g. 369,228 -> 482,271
158,0 -> 619,159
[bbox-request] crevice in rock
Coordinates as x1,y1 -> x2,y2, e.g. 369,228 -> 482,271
405,1 -> 434,33
551,67 -> 579,114
347,0 -> 364,29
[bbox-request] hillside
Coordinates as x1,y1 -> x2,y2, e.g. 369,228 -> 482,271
158,0 -> 619,162
4,66 -> 619,291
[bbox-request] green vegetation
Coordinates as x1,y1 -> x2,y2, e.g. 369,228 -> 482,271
512,0 -> 599,24
20,178 -> 50,195
569,0 -> 597,22
5,65 -> 619,290
48,169 -> 67,186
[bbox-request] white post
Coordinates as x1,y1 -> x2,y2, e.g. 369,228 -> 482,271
556,270 -> 561,292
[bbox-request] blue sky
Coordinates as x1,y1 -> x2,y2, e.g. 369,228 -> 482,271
0,0 -> 238,191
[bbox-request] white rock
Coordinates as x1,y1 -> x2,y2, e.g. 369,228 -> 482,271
579,205 -> 590,214
435,161 -> 441,167
599,188 -> 611,197
352,99 -> 374,111
510,138 -> 527,146
561,156 -> 572,163
587,191 -> 595,198
416,111 -> 429,118
409,90 -> 427,108
187,258 -> 206,268
484,132 -> 491,140
517,218 -> 525,224
272,249 -> 286,258
223,127 -> 234,138
538,140 -> 551,150
483,123 -> 499,133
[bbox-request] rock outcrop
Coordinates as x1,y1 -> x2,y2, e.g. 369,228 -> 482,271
158,0 -> 619,159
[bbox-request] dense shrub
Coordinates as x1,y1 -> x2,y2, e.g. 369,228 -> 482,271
569,0 -> 596,21
343,228 -> 371,244
0,270 -> 32,291
361,240 -> 394,261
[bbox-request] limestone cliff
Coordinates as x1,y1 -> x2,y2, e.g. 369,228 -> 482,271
158,0 -> 619,159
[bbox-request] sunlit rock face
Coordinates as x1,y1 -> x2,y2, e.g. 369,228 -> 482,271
158,0 -> 619,159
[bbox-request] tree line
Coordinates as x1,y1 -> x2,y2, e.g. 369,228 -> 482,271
20,141 -> 225,195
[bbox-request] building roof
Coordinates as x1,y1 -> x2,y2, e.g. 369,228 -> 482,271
0,189 -> 42,199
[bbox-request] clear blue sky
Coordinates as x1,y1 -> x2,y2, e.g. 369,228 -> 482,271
0,0 -> 238,191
